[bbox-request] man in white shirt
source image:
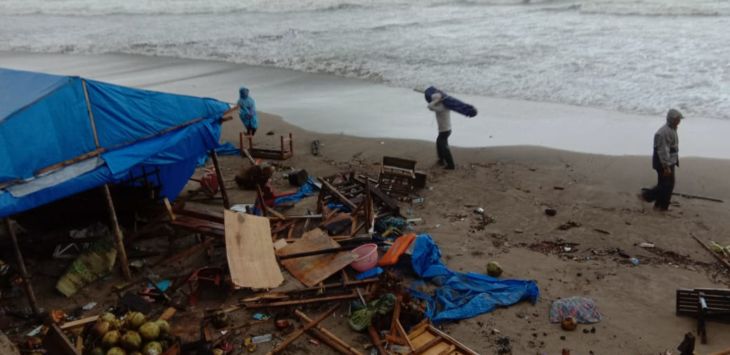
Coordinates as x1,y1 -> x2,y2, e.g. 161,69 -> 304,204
641,109 -> 683,210
428,93 -> 455,170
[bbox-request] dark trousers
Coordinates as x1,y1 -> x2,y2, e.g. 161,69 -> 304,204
246,127 -> 257,136
643,166 -> 675,210
436,130 -> 455,169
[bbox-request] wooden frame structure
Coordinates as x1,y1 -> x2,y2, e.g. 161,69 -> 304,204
378,156 -> 417,199
240,132 -> 294,160
676,288 -> 730,344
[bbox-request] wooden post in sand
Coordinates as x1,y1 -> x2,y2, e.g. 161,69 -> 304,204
3,218 -> 41,315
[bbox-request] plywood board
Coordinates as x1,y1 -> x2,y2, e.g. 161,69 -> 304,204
277,229 -> 357,287
224,210 -> 283,289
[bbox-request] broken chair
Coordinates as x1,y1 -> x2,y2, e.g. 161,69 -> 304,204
676,288 -> 730,344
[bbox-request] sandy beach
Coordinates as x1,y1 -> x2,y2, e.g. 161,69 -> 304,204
2,52 -> 730,354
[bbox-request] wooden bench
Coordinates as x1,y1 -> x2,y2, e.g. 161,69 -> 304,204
378,156 -> 417,199
676,288 -> 730,344
240,132 -> 293,160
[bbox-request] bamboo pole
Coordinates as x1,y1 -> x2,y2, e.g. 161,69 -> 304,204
4,218 -> 40,315
103,185 -> 132,281
82,80 -> 132,281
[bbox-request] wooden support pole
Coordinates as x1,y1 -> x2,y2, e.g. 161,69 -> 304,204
209,150 -> 230,209
4,218 -> 41,316
268,305 -> 339,354
103,185 -> 132,281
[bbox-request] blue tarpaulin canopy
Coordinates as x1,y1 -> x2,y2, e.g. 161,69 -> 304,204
0,68 -> 230,218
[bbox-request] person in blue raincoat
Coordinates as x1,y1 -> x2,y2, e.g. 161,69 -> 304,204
238,86 -> 259,136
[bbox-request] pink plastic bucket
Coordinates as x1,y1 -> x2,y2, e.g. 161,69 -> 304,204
350,243 -> 379,272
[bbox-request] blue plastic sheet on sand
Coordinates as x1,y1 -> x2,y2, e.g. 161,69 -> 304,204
408,234 -> 539,323
273,177 -> 319,206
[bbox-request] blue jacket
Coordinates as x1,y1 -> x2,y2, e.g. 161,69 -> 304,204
238,86 -> 259,130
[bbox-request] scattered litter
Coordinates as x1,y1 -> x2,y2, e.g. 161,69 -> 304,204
545,208 -> 557,216
561,317 -> 577,331
82,302 -> 97,311
230,204 -> 254,213
252,313 -> 270,321
356,267 -> 384,280
639,242 -> 655,249
630,257 -> 640,266
26,325 -> 43,337
251,334 -> 272,344
549,297 -> 602,324
557,221 -> 581,230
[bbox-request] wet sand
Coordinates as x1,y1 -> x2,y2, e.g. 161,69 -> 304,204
2,52 -> 730,353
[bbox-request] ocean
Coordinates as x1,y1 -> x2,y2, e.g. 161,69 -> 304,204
1,0 -> 729,122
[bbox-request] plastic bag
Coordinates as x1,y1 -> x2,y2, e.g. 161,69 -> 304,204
549,296 -> 602,324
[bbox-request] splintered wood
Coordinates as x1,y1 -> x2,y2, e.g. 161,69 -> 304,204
408,322 -> 479,355
277,229 -> 357,287
224,210 -> 283,289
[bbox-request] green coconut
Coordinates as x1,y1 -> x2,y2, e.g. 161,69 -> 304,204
126,312 -> 146,330
138,322 -> 160,341
486,261 -> 503,277
153,320 -> 170,335
121,331 -> 142,351
212,349 -> 224,355
130,353 -> 142,355
102,330 -> 121,348
142,341 -> 163,355
94,320 -> 111,337
106,347 -> 126,355
100,312 -> 117,323
89,347 -> 105,355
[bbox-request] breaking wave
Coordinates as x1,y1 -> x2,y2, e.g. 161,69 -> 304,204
1,0 -> 729,120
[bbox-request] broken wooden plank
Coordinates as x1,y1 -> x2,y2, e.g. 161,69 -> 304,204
244,292 -> 362,309
277,229 -> 357,287
408,324 -> 479,355
268,305 -> 339,354
60,315 -> 99,330
294,310 -> 363,355
319,178 -> 357,210
691,233 -> 730,270
224,211 -> 283,289
44,324 -> 81,355
368,325 -> 388,355
673,192 -> 724,203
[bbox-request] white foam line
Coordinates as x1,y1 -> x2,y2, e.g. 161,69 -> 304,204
2,51 -> 727,159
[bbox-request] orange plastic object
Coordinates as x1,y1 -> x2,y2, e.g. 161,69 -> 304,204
378,233 -> 416,267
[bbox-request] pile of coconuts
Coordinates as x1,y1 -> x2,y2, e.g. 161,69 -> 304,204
86,311 -> 173,355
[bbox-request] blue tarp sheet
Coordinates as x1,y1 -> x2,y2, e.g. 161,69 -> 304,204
273,177 -> 319,206
0,67 -> 230,218
409,234 -> 539,323
424,86 -> 478,118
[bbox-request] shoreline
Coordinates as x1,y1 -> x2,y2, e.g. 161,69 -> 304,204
2,50 -> 730,159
